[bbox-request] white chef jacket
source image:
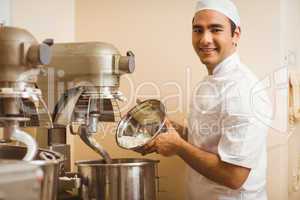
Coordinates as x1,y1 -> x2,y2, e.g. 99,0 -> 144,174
187,52 -> 272,200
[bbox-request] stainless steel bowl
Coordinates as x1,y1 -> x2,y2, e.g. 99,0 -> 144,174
76,158 -> 159,200
116,99 -> 167,150
0,144 -> 64,200
0,159 -> 42,200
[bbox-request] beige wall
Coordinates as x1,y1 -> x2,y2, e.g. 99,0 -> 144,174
280,0 -> 300,69
235,0 -> 281,77
11,0 -> 75,42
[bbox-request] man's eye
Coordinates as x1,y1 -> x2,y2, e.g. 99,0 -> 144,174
211,29 -> 222,33
193,28 -> 203,33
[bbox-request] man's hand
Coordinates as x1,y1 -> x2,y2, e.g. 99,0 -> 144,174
142,119 -> 185,156
169,120 -> 188,141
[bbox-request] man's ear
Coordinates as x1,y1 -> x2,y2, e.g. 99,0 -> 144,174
233,27 -> 241,44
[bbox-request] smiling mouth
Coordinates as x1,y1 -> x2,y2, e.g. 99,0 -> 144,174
199,48 -> 217,53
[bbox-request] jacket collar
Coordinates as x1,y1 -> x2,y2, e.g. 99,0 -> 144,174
211,52 -> 240,76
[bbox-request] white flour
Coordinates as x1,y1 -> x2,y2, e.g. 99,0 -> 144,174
118,132 -> 152,149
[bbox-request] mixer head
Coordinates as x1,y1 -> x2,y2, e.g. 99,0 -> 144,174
49,42 -> 135,131
0,26 -> 53,128
0,26 -> 53,160
47,42 -> 135,160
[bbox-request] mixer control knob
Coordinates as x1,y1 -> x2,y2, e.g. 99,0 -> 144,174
118,50 -> 135,74
27,42 -> 52,66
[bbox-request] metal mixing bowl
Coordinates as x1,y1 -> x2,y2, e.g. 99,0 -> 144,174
76,158 -> 159,200
116,99 -> 167,150
0,144 -> 64,200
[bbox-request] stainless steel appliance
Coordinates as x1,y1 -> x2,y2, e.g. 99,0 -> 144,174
76,158 -> 159,200
0,25 -> 53,160
0,25 -> 63,200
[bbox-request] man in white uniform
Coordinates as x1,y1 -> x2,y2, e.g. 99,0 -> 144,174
142,0 -> 271,199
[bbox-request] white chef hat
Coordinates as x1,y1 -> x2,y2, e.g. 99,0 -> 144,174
195,0 -> 241,27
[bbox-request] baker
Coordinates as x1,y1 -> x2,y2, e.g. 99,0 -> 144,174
141,0 -> 271,199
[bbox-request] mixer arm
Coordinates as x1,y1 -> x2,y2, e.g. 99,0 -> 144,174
11,128 -> 38,161
78,125 -> 112,163
52,87 -> 84,126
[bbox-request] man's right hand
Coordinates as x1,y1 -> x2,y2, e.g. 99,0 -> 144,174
169,120 -> 188,141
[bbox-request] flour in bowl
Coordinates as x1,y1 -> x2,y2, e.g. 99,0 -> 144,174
118,132 -> 152,149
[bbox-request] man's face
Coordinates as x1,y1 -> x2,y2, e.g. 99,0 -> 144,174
192,10 -> 240,72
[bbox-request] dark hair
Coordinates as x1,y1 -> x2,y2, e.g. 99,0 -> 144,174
229,19 -> 237,37
192,17 -> 237,37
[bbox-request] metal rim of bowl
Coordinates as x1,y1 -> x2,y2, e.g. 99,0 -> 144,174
0,159 -> 41,173
115,99 -> 166,150
0,144 -> 64,164
75,158 -> 160,167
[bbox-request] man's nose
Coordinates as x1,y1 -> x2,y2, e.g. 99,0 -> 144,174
200,31 -> 213,45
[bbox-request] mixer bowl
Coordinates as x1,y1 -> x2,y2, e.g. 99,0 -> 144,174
76,158 -> 159,200
0,144 -> 64,200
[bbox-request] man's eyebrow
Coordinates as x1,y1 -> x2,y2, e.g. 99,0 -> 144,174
192,25 -> 203,28
208,24 -> 224,29
192,24 -> 225,29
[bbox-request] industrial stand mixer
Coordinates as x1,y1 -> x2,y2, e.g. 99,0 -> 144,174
0,24 -> 63,200
46,42 -> 160,200
0,23 -> 160,200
